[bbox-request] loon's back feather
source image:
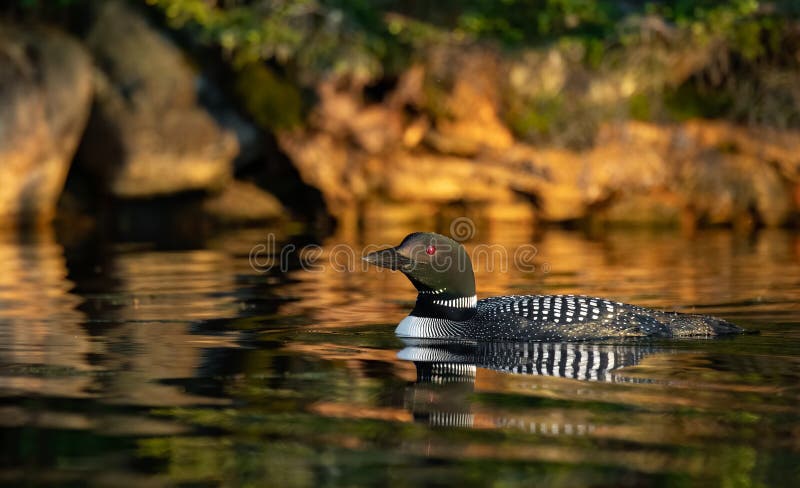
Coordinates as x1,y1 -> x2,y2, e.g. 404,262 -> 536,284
466,294 -> 742,341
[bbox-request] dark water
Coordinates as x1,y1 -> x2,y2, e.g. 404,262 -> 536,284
1,225 -> 799,487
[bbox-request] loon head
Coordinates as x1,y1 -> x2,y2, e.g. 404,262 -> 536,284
364,232 -> 477,326
364,232 -> 475,298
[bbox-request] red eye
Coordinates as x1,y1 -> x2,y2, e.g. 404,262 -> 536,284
426,244 -> 436,255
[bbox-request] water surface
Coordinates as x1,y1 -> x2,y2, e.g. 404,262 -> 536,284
1,226 -> 798,486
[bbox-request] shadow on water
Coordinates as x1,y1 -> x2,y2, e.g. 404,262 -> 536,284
0,225 -> 798,486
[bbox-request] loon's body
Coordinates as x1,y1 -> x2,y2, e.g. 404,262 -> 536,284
365,232 -> 744,341
395,294 -> 740,341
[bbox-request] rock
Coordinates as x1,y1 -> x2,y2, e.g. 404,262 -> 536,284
424,80 -> 515,156
0,24 -> 92,227
274,40 -> 800,228
481,200 -> 538,223
197,75 -> 264,170
78,0 -> 236,198
422,47 -> 514,156
277,131 -> 366,219
282,109 -> 800,227
602,192 -> 682,226
312,82 -> 362,138
402,116 -> 430,148
275,48 -> 520,223
312,82 -> 403,154
388,64 -> 426,108
675,152 -> 792,227
495,121 -> 797,226
348,105 -> 404,154
362,201 -> 438,228
670,122 -> 795,227
382,153 -> 515,202
203,180 -> 285,224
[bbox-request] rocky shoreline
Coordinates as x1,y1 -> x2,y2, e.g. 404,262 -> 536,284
1,1 -> 798,233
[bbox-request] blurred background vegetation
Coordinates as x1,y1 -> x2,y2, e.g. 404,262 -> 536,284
111,1 -> 800,137
12,0 -> 800,133
2,0 -> 800,234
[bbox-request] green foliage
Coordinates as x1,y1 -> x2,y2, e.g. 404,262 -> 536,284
14,0 -> 78,7
144,0 -> 389,83
454,0 -> 619,44
2,0 -> 87,20
7,0 -> 800,134
628,93 -> 652,121
507,95 -> 564,138
664,83 -> 734,121
136,0 -> 800,133
138,1 -> 793,78
506,94 -> 604,149
234,63 -> 304,130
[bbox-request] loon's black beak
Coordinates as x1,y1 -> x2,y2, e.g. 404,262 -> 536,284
363,247 -> 412,270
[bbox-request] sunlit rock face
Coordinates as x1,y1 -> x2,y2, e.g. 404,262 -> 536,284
203,180 -> 285,224
276,42 -> 800,229
421,46 -> 514,156
277,47 -> 536,229
77,0 -> 237,198
0,25 -> 92,227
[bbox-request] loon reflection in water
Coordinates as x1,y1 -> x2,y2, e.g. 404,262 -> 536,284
365,232 -> 745,341
399,339 -> 658,384
399,340 -> 661,430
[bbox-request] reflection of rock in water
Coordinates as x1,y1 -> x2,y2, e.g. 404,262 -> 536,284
0,232 -> 90,397
400,340 -> 659,430
76,246 -> 245,407
0,231 -> 253,407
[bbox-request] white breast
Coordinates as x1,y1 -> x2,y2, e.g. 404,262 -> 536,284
395,315 -> 467,339
395,315 -> 425,337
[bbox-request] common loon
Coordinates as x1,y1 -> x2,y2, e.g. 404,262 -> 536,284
364,232 -> 745,341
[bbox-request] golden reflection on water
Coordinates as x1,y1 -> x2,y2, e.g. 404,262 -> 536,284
1,225 -> 799,397
0,230 -> 90,398
0,224 -> 798,485
223,225 -> 800,356
0,230 -> 250,410
266,224 -> 800,482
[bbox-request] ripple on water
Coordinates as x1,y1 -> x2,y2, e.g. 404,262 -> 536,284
0,227 -> 798,486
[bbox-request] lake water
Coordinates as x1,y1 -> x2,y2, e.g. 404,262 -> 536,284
1,224 -> 799,486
